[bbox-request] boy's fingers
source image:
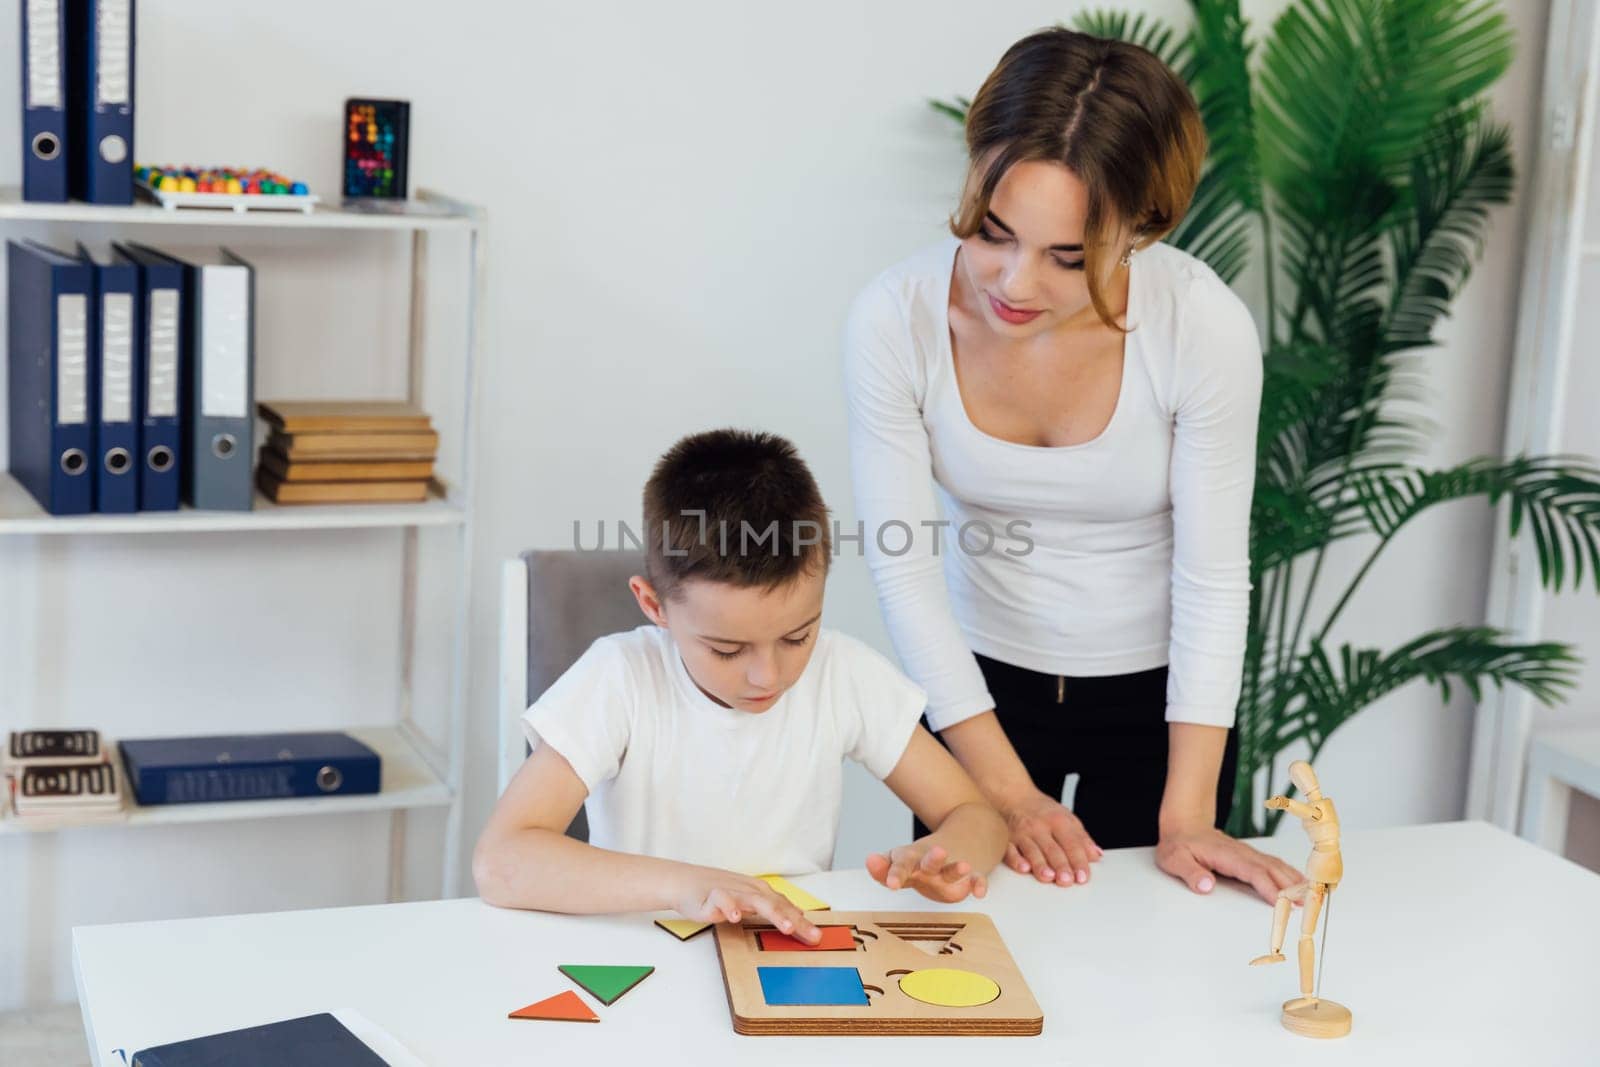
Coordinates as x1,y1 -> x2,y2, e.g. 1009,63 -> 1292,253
747,890 -> 796,934
918,845 -> 948,873
887,851 -> 918,889
972,873 -> 988,898
747,890 -> 813,940
936,860 -> 971,885
706,889 -> 741,923
865,852 -> 891,886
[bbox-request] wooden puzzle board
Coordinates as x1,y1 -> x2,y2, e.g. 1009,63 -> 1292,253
713,911 -> 1042,1035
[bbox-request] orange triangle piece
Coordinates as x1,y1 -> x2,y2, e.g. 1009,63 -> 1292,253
508,989 -> 600,1023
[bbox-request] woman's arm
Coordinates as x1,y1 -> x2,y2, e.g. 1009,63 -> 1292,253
1154,283 -> 1301,902
843,279 -> 1101,886
843,279 -> 995,733
473,744 -> 820,940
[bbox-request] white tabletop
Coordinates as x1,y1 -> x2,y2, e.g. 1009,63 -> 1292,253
73,821 -> 1596,1066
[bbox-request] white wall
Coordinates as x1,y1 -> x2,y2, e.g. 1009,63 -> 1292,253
0,0 -> 1557,1011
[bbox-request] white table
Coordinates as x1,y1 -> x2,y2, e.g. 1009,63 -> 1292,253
73,821 -> 1597,1065
1520,727 -> 1600,852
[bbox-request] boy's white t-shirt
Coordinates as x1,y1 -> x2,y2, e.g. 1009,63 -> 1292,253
521,624 -> 927,876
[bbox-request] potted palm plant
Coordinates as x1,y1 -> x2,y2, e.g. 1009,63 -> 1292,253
935,0 -> 1600,834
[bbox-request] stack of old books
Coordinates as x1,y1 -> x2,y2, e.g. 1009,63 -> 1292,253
3,729 -> 124,823
256,401 -> 438,505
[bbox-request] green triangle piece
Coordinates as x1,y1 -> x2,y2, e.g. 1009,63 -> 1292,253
558,964 -> 655,1005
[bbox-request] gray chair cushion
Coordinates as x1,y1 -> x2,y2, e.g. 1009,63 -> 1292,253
523,549 -> 647,842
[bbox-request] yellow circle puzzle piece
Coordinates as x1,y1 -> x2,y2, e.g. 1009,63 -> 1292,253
896,967 -> 1001,1008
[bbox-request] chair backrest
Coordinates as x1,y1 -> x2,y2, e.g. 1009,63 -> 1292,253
498,549 -> 646,841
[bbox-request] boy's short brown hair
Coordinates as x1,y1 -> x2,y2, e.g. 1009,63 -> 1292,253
642,429 -> 831,601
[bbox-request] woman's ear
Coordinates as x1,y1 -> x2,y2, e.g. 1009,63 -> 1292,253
629,575 -> 668,626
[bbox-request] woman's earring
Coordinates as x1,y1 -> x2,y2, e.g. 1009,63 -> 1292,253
1120,244 -> 1137,268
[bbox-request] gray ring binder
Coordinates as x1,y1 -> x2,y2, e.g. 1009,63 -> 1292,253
211,433 -> 236,459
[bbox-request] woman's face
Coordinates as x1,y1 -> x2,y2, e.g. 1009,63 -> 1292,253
957,159 -> 1126,338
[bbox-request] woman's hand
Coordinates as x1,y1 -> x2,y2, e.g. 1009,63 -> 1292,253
668,867 -> 822,943
867,842 -> 988,903
999,789 -> 1103,886
1155,826 -> 1304,903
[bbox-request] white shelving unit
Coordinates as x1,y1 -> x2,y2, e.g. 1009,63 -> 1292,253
0,186 -> 485,898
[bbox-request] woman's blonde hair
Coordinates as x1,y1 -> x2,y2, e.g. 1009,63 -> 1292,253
953,27 -> 1207,329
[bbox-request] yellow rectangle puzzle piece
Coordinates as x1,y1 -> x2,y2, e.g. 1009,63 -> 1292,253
757,874 -> 830,912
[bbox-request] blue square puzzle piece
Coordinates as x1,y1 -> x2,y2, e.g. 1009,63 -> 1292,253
757,965 -> 869,1006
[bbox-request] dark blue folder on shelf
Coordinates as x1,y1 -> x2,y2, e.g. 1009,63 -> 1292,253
77,243 -> 141,512
116,242 -> 184,510
129,1012 -> 389,1067
129,246 -> 255,511
7,240 -> 94,515
119,732 -> 382,806
20,0 -> 69,202
65,0 -> 135,205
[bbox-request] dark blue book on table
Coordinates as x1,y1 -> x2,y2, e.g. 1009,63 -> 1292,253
130,1012 -> 390,1067
118,732 -> 381,806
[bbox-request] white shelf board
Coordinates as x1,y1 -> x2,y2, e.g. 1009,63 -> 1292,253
0,472 -> 465,535
0,186 -> 476,232
0,726 -> 451,834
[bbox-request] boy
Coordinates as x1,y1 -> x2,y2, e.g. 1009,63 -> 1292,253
474,429 -> 1007,943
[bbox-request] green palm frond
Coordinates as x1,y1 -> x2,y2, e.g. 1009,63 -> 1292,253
1289,628 -> 1578,751
1260,0 -> 1511,342
1168,0 -> 1261,283
1258,0 -> 1512,200
1383,106 -> 1515,352
1252,462 -> 1405,573
1349,458 -> 1600,592
928,95 -> 971,126
1072,10 -> 1193,76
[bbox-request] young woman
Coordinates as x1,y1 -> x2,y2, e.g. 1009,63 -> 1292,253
845,27 -> 1302,903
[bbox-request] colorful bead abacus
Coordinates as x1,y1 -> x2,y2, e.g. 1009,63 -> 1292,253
134,164 -> 320,213
136,165 -> 309,196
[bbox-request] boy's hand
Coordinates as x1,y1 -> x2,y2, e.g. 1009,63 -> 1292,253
867,843 -> 988,903
670,868 -> 822,944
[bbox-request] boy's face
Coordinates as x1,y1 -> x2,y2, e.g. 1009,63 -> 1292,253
630,569 -> 826,713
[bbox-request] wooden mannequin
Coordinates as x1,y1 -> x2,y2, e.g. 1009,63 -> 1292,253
1248,760 -> 1351,1038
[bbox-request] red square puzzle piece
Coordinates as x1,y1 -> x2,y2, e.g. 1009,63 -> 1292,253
758,925 -> 856,952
